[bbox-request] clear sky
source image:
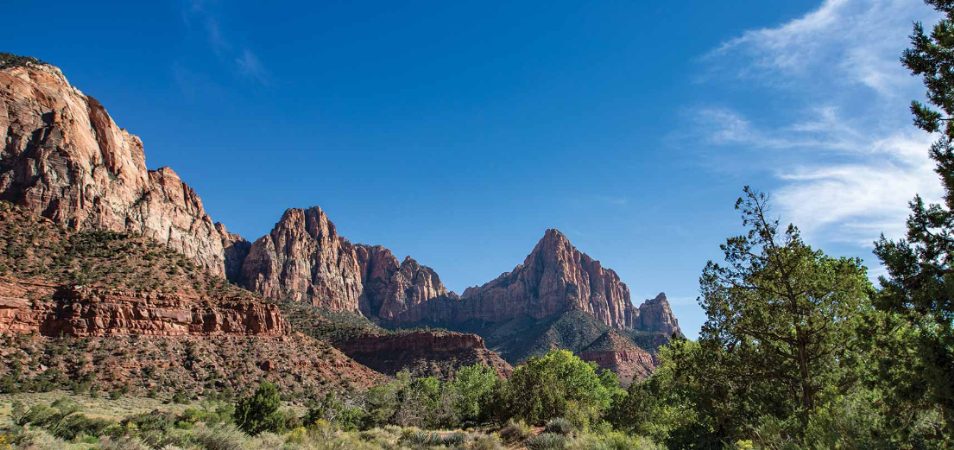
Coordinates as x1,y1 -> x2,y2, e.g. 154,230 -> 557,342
2,1 -> 942,338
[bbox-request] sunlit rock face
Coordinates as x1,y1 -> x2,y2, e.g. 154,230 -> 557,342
0,61 -> 230,276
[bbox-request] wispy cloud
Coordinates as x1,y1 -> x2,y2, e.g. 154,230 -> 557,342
709,0 -> 927,95
697,0 -> 942,248
181,0 -> 269,85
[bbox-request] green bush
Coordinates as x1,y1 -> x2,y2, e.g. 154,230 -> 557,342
448,364 -> 500,424
500,350 -> 617,426
305,392 -> 367,431
526,432 -> 568,450
233,381 -> 286,435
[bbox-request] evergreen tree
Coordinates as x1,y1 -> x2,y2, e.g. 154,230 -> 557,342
233,381 -> 285,436
698,187 -> 871,435
874,0 -> 954,429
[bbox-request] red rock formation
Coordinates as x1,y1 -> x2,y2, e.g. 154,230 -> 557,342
335,330 -> 511,378
240,207 -> 365,311
240,207 -> 449,315
0,278 -> 286,337
457,229 -> 638,327
579,330 -> 656,386
636,293 -> 680,336
388,229 -> 643,329
0,60 -> 230,276
355,245 -> 448,320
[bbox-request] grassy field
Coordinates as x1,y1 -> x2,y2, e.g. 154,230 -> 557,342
0,391 -> 658,449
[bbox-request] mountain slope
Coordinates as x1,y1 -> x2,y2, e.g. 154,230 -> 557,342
0,201 -> 384,397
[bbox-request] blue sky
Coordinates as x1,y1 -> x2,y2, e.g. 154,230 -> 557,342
2,1 -> 942,338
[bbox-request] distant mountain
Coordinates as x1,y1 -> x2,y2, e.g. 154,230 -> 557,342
235,205 -> 681,383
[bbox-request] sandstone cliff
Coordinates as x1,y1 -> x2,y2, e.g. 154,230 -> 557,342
237,206 -> 448,316
0,58 -> 230,276
637,292 -> 681,336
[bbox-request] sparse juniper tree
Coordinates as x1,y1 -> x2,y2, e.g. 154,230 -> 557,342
699,187 -> 871,432
233,381 -> 285,436
875,0 -> 954,425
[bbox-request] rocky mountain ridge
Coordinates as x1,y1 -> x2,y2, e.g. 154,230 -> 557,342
0,55 -> 680,385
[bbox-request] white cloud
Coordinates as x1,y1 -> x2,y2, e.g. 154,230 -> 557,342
712,0 -> 933,95
699,0 -> 943,248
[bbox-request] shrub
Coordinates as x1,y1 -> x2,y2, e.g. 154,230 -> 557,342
305,392 -> 367,431
233,381 -> 285,435
467,432 -> 504,450
448,364 -> 500,424
499,419 -> 532,443
526,432 -> 568,450
191,423 -> 248,450
544,417 -> 576,436
97,435 -> 151,450
401,429 -> 467,447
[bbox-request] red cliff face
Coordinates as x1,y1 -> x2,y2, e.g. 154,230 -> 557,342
0,279 -> 286,337
0,61 -> 231,276
454,229 -> 638,328
355,245 -> 448,321
239,207 -> 448,315
240,207 -> 365,312
335,330 -> 512,378
637,292 -> 681,337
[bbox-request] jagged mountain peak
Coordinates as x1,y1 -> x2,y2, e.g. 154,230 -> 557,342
636,292 -> 681,336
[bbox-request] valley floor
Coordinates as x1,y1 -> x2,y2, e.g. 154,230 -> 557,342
0,392 -> 660,450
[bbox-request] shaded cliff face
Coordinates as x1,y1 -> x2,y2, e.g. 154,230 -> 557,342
579,330 -> 656,386
335,330 -> 512,379
0,61 -> 229,276
238,207 -> 448,315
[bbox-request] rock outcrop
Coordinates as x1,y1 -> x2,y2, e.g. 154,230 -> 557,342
238,207 -> 449,316
386,229 -> 662,331
355,245 -> 448,320
0,59 -> 230,276
0,279 -> 285,337
453,229 -> 638,328
636,292 -> 680,336
579,330 -> 656,386
239,207 -> 365,311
